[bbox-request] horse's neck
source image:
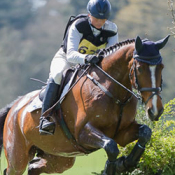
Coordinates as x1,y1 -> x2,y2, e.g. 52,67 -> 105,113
101,45 -> 134,80
100,45 -> 134,99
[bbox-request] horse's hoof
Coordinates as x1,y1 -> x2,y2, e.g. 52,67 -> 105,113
115,156 -> 126,173
3,168 -> 7,175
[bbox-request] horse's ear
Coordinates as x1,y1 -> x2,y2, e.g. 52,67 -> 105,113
135,36 -> 143,53
155,35 -> 170,50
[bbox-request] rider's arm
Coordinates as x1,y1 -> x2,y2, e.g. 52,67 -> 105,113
107,33 -> 119,47
66,22 -> 87,65
104,21 -> 119,47
66,20 -> 119,64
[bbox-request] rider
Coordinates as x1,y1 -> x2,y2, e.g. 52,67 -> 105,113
39,0 -> 119,135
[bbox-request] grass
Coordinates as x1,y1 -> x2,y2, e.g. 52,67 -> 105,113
0,149 -> 107,175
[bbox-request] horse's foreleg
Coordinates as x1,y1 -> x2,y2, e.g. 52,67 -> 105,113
78,123 -> 119,175
123,124 -> 152,170
115,124 -> 152,173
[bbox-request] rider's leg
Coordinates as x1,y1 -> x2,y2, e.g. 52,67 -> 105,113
39,78 -> 60,135
39,48 -> 73,135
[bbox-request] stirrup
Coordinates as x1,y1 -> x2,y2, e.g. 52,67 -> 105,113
39,128 -> 54,135
41,119 -> 55,130
39,124 -> 55,135
39,118 -> 55,135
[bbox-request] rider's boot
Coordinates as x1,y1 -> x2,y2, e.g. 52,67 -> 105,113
39,78 -> 60,135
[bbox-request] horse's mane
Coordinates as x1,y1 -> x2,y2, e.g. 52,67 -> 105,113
98,38 -> 135,59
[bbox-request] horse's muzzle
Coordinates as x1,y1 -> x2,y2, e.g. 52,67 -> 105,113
148,107 -> 164,121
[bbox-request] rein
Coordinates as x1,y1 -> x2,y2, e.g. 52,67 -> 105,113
94,64 -> 140,100
86,73 -> 133,105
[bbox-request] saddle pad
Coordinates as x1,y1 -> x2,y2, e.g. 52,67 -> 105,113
27,74 -> 75,113
59,71 -> 75,103
28,66 -> 80,113
27,94 -> 42,112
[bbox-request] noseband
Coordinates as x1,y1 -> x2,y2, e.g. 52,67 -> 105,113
130,60 -> 162,105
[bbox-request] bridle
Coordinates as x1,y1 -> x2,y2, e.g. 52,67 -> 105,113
129,58 -> 163,105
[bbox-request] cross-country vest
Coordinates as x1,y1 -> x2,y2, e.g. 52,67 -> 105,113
61,14 -> 117,55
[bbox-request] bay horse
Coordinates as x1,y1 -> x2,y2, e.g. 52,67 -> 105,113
0,35 -> 170,175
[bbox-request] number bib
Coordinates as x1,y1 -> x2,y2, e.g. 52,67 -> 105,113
78,39 -> 106,55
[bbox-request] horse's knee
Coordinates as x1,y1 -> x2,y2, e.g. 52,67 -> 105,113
138,125 -> 152,147
104,139 -> 119,161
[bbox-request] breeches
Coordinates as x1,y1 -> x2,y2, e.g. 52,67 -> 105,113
49,48 -> 75,84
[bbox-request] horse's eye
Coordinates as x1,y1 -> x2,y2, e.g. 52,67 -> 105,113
160,64 -> 164,70
136,66 -> 142,73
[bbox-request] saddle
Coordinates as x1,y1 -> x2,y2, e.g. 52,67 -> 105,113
39,65 -> 80,103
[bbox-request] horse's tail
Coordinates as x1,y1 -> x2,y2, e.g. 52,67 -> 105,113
0,104 -> 11,155
0,97 -> 21,156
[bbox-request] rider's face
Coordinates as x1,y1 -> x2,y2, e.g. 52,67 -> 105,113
89,15 -> 107,29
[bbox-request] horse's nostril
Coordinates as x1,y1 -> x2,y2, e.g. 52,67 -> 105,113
148,107 -> 164,121
159,108 -> 164,117
148,108 -> 154,121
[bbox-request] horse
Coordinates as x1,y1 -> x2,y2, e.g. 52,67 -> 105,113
0,35 -> 170,175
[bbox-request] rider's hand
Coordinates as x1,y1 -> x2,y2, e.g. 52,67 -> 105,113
85,55 -> 100,64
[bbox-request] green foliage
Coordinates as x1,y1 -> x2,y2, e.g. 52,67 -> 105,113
167,0 -> 175,37
70,0 -> 88,15
0,0 -> 33,29
163,98 -> 175,117
0,0 -> 69,107
118,98 -> 175,175
138,121 -> 175,175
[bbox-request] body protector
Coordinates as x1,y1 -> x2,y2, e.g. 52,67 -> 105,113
61,14 -> 117,55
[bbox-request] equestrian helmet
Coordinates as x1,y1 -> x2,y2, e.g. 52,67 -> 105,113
87,0 -> 111,19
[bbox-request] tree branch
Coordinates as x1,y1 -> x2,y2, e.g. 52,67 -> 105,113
167,0 -> 175,36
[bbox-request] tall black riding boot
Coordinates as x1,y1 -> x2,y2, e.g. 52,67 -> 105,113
39,78 -> 60,135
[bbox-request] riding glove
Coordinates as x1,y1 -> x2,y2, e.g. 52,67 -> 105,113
85,55 -> 100,64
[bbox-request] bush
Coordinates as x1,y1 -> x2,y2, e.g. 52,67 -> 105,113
118,98 -> 175,175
